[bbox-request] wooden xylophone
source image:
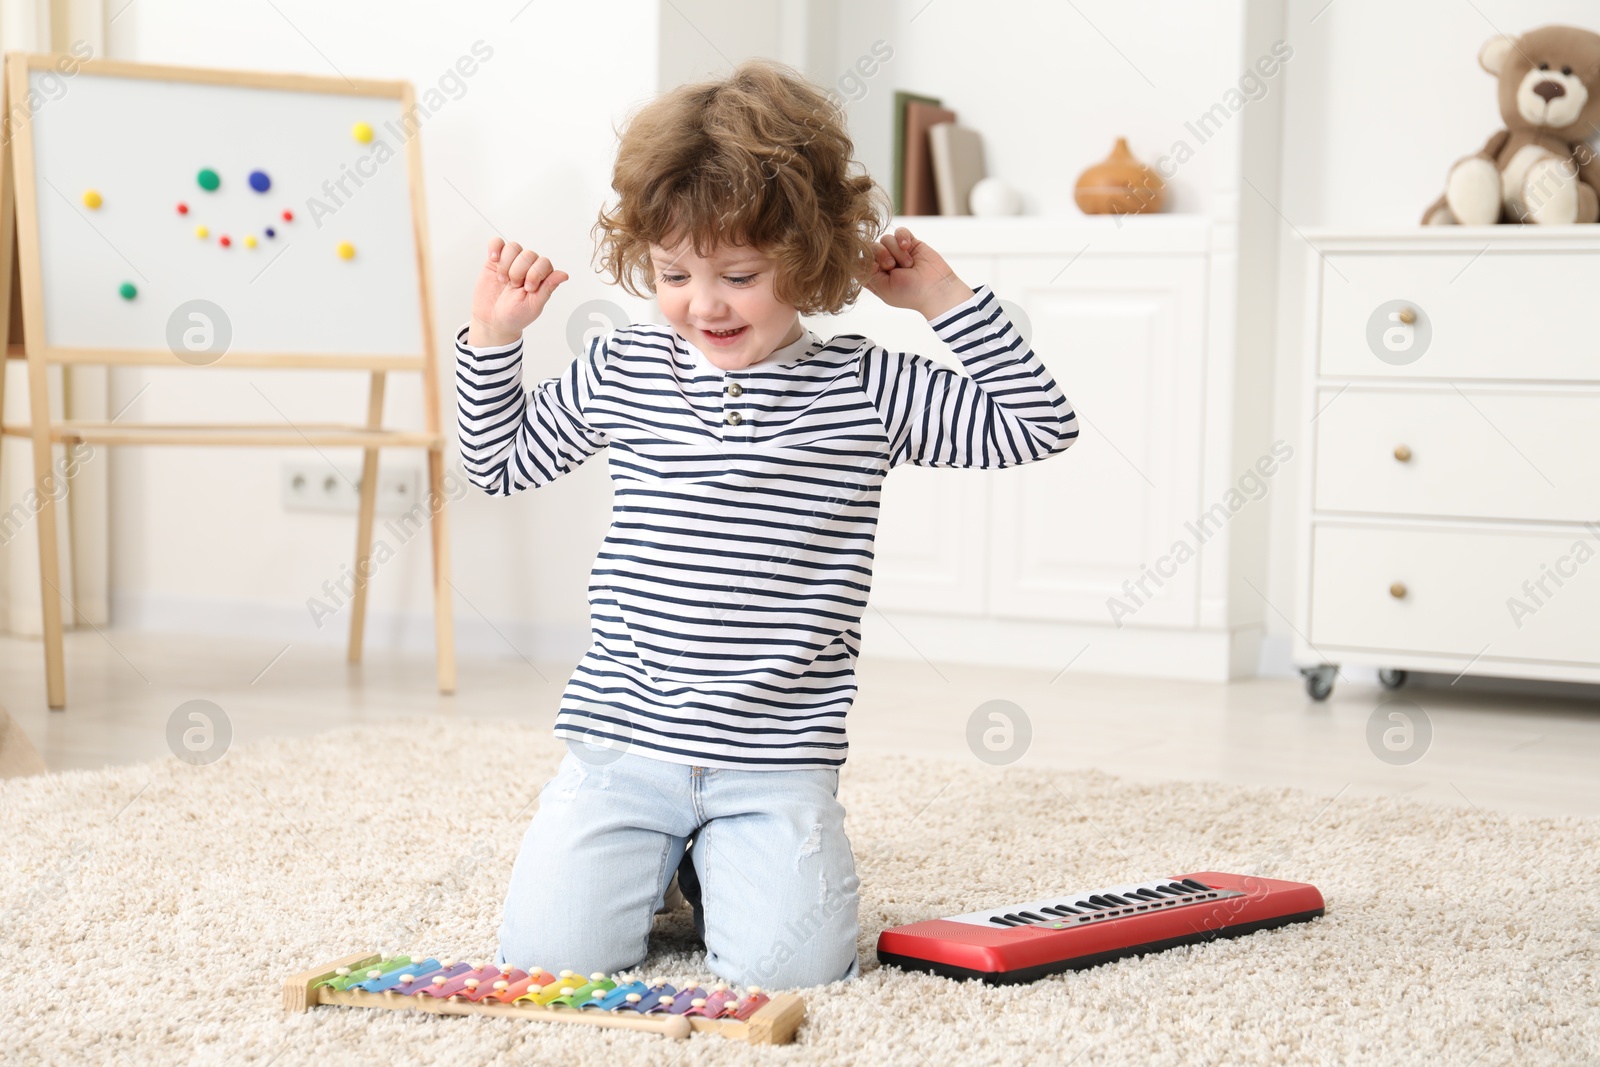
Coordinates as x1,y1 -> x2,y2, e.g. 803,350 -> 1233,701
877,871 -> 1325,984
283,952 -> 805,1043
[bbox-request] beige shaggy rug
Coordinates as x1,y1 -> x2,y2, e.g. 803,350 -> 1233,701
2,718 -> 1596,1066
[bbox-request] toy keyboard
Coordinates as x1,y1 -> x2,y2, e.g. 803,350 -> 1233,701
876,871 -> 1324,984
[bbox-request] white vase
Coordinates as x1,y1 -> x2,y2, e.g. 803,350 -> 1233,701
969,177 -> 1021,217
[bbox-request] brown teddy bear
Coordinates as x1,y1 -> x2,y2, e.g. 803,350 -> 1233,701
1423,25 -> 1600,225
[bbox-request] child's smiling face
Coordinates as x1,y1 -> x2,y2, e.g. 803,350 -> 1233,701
650,237 -> 805,372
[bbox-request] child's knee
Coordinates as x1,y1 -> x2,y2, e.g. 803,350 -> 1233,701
735,934 -> 859,989
709,873 -> 861,989
497,911 -> 646,978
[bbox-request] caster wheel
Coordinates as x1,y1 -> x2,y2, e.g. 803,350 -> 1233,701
1378,668 -> 1408,690
1301,665 -> 1336,701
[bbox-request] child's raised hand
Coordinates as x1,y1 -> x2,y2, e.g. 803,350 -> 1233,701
864,226 -> 975,320
468,237 -> 570,348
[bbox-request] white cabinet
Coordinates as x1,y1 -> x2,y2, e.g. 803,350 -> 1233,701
807,217 -> 1254,680
1295,229 -> 1600,698
809,252 -> 996,616
984,254 -> 1207,628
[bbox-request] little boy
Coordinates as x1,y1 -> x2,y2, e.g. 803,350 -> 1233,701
456,58 -> 1078,989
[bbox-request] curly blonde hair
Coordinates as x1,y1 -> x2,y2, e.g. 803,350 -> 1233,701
591,58 -> 891,317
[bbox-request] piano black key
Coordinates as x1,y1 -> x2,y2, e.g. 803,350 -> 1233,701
988,916 -> 1017,927
1131,889 -> 1163,900
1087,895 -> 1117,908
1180,879 -> 1212,892
1002,913 -> 1030,924
1104,894 -> 1134,905
1018,911 -> 1047,922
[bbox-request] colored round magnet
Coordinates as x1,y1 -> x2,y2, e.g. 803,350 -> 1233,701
195,225 -> 209,239
336,241 -> 355,260
244,235 -> 258,248
281,209 -> 294,222
118,282 -> 137,300
265,227 -> 276,238
352,121 -> 374,143
249,170 -> 271,193
219,235 -> 232,248
177,202 -> 189,215
197,168 -> 220,191
82,189 -> 102,209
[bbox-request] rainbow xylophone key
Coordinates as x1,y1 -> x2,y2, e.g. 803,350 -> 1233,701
488,968 -> 556,1002
315,956 -> 413,991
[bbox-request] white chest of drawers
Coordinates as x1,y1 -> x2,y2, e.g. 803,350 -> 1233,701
1295,229 -> 1600,699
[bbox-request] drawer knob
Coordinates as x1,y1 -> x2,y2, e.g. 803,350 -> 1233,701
1397,307 -> 1417,325
1389,581 -> 1408,600
1393,444 -> 1412,463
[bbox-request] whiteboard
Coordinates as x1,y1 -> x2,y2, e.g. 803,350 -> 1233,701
24,68 -> 425,358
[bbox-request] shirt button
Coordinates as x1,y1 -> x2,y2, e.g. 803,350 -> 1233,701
726,411 -> 742,425
727,382 -> 743,397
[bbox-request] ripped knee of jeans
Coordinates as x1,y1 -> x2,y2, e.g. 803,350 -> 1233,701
795,822 -> 823,872
552,759 -> 589,801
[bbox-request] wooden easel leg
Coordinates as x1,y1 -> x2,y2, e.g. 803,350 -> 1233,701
347,371 -> 386,664
397,116 -> 453,696
26,358 -> 66,710
426,447 -> 456,694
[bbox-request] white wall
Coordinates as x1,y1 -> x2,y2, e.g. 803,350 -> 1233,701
1260,0 -> 1600,670
657,0 -> 781,91
103,0 -> 661,658
89,0 -> 1600,677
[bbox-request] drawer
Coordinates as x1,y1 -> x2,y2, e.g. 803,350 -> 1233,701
1319,251 -> 1600,381
1312,387 -> 1600,523
1309,523 -> 1600,665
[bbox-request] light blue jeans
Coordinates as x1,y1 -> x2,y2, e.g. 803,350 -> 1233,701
495,740 -> 861,989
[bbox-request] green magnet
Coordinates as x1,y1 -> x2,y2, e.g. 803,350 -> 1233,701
197,168 -> 220,191
118,282 -> 137,300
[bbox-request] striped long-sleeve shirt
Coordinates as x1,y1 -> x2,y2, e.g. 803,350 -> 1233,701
454,284 -> 1078,769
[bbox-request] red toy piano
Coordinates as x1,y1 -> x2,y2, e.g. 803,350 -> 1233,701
877,871 -> 1324,984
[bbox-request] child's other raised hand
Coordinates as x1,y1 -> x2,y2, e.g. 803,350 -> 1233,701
468,237 -> 570,348
864,226 -> 975,320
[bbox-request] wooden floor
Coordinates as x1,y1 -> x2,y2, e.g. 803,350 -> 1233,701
2,629 -> 1597,818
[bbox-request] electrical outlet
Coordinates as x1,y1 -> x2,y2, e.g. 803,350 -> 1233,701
281,461 -> 421,515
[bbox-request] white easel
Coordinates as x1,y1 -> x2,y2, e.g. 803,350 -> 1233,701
0,52 -> 456,709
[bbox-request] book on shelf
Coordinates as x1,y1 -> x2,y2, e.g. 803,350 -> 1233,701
902,99 -> 956,215
928,122 -> 985,216
891,90 -> 942,215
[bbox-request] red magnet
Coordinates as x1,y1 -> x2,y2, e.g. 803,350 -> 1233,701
177,202 -> 189,215
281,209 -> 294,222
219,235 -> 232,248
